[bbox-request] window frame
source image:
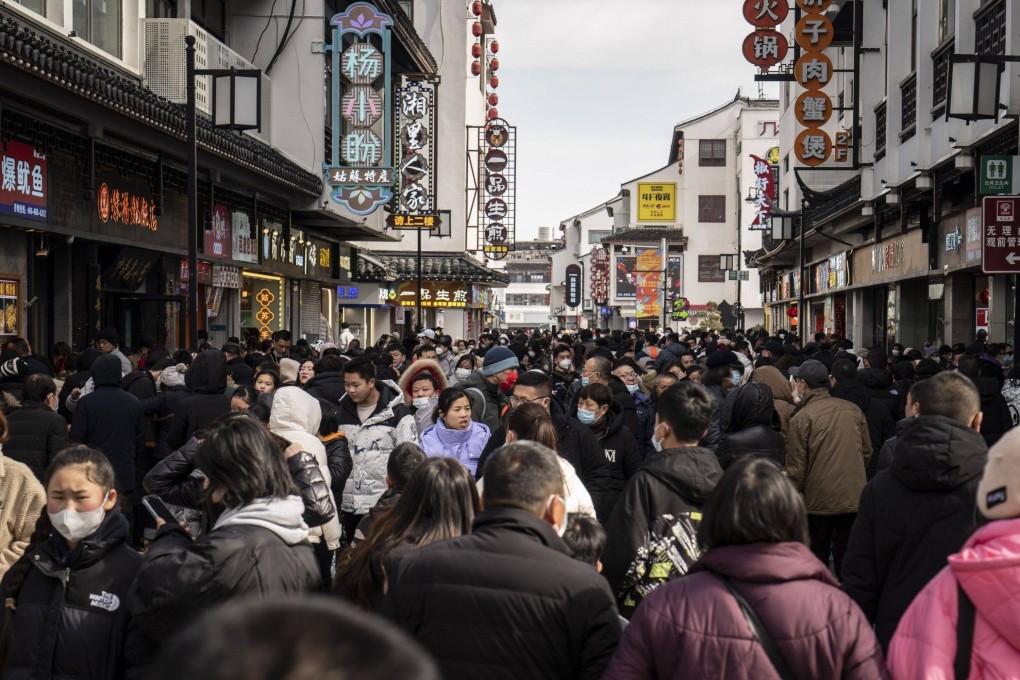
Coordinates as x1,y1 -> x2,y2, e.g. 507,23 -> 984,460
698,195 -> 727,223
699,139 -> 727,167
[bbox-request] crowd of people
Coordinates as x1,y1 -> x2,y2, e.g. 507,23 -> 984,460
0,322 -> 1016,678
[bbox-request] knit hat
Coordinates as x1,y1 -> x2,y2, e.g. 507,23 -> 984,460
222,342 -> 242,355
482,346 -> 519,376
977,429 -> 1020,520
159,363 -> 188,388
279,357 -> 301,384
706,349 -> 740,368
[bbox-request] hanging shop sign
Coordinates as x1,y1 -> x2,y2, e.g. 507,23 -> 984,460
591,246 -> 609,304
980,156 -> 1020,196
636,183 -> 676,222
671,296 -> 690,321
395,281 -> 471,308
0,278 -> 19,335
96,174 -> 158,232
211,265 -> 241,289
204,203 -> 232,260
742,0 -> 789,28
982,196 -> 1020,274
565,264 -> 583,308
475,118 -> 516,259
262,223 -> 337,280
792,1 -> 835,167
232,212 -> 258,264
741,0 -> 788,71
337,244 -> 353,284
749,151 -> 777,230
178,260 -> 213,290
242,274 -> 286,341
0,141 -> 46,222
389,75 -> 439,229
813,252 -> 849,293
325,3 -> 395,215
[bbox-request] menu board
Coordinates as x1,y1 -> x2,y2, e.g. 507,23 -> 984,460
0,279 -> 19,335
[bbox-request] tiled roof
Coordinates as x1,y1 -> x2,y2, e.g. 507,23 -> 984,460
601,226 -> 687,245
355,251 -> 510,285
0,14 -> 322,197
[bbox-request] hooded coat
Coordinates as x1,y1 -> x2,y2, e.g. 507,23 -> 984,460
857,367 -> 900,420
842,415 -> 987,650
715,382 -> 785,469
397,359 -> 449,436
588,404 -> 641,519
601,446 -> 723,603
0,508 -> 155,679
887,517 -> 1020,679
165,350 -> 231,451
604,542 -> 886,680
270,387 -> 342,550
830,379 -> 896,458
337,380 -> 417,515
419,418 -> 491,476
303,371 -> 346,403
69,354 -> 146,493
750,365 -> 796,443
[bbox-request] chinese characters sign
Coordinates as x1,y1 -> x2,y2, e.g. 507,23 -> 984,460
204,204 -> 232,260
794,1 -> 835,167
97,180 -> 158,232
396,281 -> 471,308
637,183 -> 676,222
232,212 -> 258,264
0,279 -> 19,335
326,3 -> 395,215
390,76 -> 438,228
749,152 -> 777,230
565,264 -> 582,308
982,196 -> 1020,274
741,0 -> 789,70
591,247 -> 609,304
0,141 -> 46,222
476,118 -> 516,259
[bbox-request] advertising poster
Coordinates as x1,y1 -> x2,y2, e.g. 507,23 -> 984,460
615,249 -> 682,319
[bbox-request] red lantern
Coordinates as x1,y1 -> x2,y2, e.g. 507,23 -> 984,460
471,43 -> 482,58
489,75 -> 499,89
489,39 -> 500,54
471,1 -> 483,16
786,307 -> 798,318
470,60 -> 481,76
487,92 -> 499,107
472,21 -> 483,37
489,57 -> 500,72
487,108 -> 499,120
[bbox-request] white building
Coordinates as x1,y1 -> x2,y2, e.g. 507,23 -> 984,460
502,229 -> 558,329
549,197 -> 621,329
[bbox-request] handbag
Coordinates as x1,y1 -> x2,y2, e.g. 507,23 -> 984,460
720,575 -> 795,680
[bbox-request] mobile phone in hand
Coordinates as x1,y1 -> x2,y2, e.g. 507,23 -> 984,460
141,495 -> 179,525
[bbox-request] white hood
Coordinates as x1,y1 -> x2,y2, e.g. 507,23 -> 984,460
214,495 -> 309,545
270,386 -> 322,435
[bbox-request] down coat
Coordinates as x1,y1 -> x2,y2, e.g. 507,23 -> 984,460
750,365 -> 796,443
165,350 -> 231,451
715,382 -> 786,469
604,542 -> 886,679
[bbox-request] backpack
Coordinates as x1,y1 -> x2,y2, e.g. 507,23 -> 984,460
618,511 -> 702,617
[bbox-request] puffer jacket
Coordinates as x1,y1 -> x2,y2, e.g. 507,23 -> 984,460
303,371 -> 346,402
588,405 -> 641,519
458,369 -> 511,433
419,418 -> 491,476
715,382 -> 785,469
165,350 -> 231,451
139,384 -> 191,461
601,446 -> 722,603
270,387 -> 341,550
0,508 -> 155,679
887,518 -> 1020,679
842,415 -> 987,650
3,400 -> 70,482
604,542 -> 886,679
786,390 -> 872,515
337,380 -> 417,515
134,496 -> 320,640
323,433 -> 353,503
751,365 -> 796,443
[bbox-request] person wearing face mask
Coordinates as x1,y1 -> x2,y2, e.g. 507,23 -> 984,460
0,445 -> 155,676
572,354 -> 640,443
433,335 -> 457,377
458,346 -> 517,433
700,350 -> 745,453
550,343 -> 578,401
398,360 -> 448,439
449,354 -> 476,387
385,441 -> 621,679
419,389 -> 491,476
600,382 -> 722,613
3,374 -> 70,483
612,358 -> 655,459
577,383 -> 640,519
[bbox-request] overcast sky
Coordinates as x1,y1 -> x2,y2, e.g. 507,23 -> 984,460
496,0 -> 776,240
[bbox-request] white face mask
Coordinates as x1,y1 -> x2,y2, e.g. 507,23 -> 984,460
626,383 -> 639,394
528,350 -> 537,358
455,368 -> 472,379
49,492 -> 109,543
437,347 -> 447,356
412,396 -> 432,409
558,359 -> 573,371
651,424 -> 665,453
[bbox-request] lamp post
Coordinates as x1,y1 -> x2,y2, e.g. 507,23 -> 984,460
946,52 -> 1020,353
769,206 -> 805,342
185,36 -> 261,350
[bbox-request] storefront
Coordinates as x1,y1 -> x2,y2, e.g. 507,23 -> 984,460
338,282 -> 395,346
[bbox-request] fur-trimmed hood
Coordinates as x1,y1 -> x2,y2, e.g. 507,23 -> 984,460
397,359 -> 450,398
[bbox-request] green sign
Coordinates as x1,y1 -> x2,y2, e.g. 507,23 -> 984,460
980,155 -> 1020,195
671,297 -> 689,321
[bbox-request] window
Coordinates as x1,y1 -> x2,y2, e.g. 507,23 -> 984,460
146,0 -> 179,18
698,196 -> 726,223
588,230 -> 611,244
975,0 -> 1006,56
699,140 -> 726,167
938,0 -> 956,43
73,0 -> 122,58
698,255 -> 725,283
192,0 -> 225,41
13,0 -> 45,15
900,74 -> 917,141
875,101 -> 887,160
506,294 -> 548,306
932,39 -> 954,111
529,272 -> 548,283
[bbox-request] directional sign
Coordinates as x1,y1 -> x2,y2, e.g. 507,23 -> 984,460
982,196 -> 1020,273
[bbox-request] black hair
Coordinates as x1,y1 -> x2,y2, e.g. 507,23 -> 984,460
482,441 -> 564,515
830,358 -> 857,384
343,357 -> 377,383
248,402 -> 272,424
271,330 -> 292,343
387,442 -> 427,491
656,382 -> 713,443
318,399 -> 342,437
578,382 -> 613,409
150,597 -> 438,680
914,371 -> 980,425
171,348 -> 193,366
195,414 -> 297,507
386,342 -> 405,356
254,368 -> 281,391
562,515 -> 606,567
411,373 -> 438,391
513,370 -> 552,398
435,388 -> 470,425
412,345 -> 436,359
316,354 -> 347,374
232,385 -> 259,406
698,456 -> 809,550
456,354 -> 475,370
22,374 -> 56,403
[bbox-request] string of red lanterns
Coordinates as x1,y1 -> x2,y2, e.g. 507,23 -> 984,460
468,2 -> 500,120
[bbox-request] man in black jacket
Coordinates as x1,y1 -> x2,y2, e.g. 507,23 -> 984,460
842,371 -> 987,651
223,342 -> 253,386
858,348 -> 899,420
385,441 -> 620,679
165,349 -> 232,451
4,374 -> 68,481
829,358 -> 895,459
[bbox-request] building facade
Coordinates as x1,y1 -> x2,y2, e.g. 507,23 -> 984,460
503,232 -> 557,329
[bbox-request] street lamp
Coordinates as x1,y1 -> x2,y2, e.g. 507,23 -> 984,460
186,35 -> 261,350
770,205 -> 807,342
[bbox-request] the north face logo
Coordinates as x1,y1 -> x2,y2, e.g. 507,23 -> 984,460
89,591 -> 120,612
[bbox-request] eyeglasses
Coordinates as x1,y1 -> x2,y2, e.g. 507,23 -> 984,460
510,394 -> 544,406
615,371 -> 637,380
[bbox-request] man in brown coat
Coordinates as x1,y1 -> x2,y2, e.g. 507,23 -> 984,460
787,359 -> 872,575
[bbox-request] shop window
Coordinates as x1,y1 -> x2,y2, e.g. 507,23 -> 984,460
73,0 -> 123,59
698,195 -> 726,223
698,255 -> 725,283
699,140 -> 726,167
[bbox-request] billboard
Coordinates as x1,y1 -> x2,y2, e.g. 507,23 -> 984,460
615,248 -> 682,319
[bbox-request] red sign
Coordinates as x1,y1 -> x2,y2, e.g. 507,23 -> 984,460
742,30 -> 789,68
0,141 -> 47,222
204,204 -> 232,260
97,181 -> 158,232
982,196 -> 1020,273
591,247 -> 609,304
742,0 -> 789,28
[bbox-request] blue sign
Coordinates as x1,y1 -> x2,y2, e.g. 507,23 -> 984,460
338,286 -> 360,300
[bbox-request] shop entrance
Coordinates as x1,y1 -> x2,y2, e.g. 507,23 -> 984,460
110,295 -> 184,353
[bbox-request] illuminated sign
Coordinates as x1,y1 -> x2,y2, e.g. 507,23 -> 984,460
0,141 -> 46,222
97,181 -> 158,231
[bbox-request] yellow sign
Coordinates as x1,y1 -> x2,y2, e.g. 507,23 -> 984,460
637,183 -> 677,222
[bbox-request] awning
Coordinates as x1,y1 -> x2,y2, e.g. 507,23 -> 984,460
355,250 -> 510,286
290,208 -> 399,243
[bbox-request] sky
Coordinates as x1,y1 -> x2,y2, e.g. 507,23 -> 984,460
496,0 -> 775,240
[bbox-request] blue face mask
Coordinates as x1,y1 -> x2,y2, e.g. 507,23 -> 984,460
576,408 -> 597,425
626,383 -> 639,394
731,369 -> 742,384
580,376 -> 590,387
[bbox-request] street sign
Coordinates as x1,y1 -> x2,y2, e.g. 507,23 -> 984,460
980,156 -> 1020,195
565,264 -> 582,308
671,296 -> 689,321
981,196 -> 1020,273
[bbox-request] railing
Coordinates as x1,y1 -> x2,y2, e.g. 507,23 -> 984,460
900,73 -> 917,142
932,39 -> 954,116
875,101 -> 887,161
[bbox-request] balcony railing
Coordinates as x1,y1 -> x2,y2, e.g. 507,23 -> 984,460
141,19 -> 272,146
900,73 -> 917,142
875,101 -> 887,161
932,39 -> 954,116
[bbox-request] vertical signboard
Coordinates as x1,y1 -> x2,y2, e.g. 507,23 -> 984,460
793,1 -> 835,167
204,204 -> 232,260
390,75 -> 439,228
476,118 -> 516,260
0,141 -> 47,222
590,246 -> 609,304
326,2 -> 395,215
565,264 -> 582,308
982,196 -> 1020,274
232,211 -> 258,263
749,150 -> 777,230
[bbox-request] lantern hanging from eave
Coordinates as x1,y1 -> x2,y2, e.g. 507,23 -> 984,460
472,21 -> 483,37
487,92 -> 498,106
489,39 -> 499,54
471,1 -> 482,16
471,43 -> 482,58
470,60 -> 481,76
489,74 -> 499,89
489,57 -> 499,72
487,108 -> 499,120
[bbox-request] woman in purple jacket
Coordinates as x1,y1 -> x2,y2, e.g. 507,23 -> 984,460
604,457 -> 886,680
418,388 -> 490,477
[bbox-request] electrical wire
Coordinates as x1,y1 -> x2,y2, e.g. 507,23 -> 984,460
437,0 -> 446,74
251,0 -> 280,63
265,0 -> 298,75
293,33 -> 318,165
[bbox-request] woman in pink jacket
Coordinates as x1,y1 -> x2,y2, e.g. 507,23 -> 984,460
887,427 -> 1020,679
